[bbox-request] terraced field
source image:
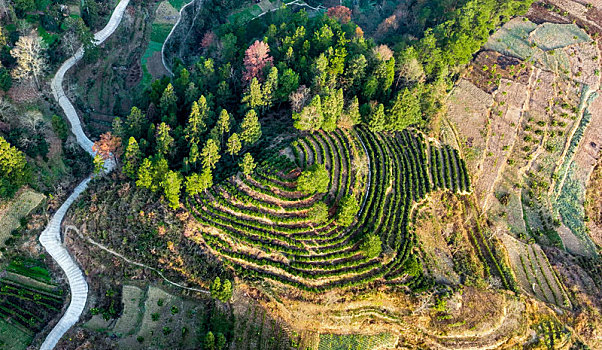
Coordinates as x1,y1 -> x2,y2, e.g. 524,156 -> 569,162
445,10 -> 602,309
188,127 -> 469,292
0,258 -> 65,350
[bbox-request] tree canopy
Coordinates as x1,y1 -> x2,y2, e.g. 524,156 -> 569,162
297,163 -> 329,194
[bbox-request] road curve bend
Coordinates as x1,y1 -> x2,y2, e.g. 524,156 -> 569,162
40,1 -> 130,349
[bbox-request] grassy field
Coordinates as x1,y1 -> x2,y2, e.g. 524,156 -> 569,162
0,320 -> 33,350
0,190 -> 45,249
318,333 -> 397,350
139,1 -> 179,88
227,5 -> 263,24
168,0 -> 187,10
151,23 -> 174,43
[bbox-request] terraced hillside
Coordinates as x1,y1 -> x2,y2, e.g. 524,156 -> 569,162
0,258 -> 65,349
187,127 -> 469,292
444,5 -> 602,316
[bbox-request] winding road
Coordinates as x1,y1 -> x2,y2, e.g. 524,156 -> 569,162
39,1 -> 130,349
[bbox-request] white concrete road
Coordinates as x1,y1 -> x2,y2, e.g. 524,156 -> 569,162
40,1 -> 130,349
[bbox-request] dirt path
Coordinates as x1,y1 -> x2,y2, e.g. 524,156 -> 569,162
40,1 -> 130,349
65,226 -> 209,295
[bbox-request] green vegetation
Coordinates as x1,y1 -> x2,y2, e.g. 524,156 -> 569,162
0,257 -> 64,349
318,332 -> 396,350
0,137 -> 29,199
0,190 -> 44,250
297,163 -> 329,194
210,277 -> 233,303
187,127 -> 467,292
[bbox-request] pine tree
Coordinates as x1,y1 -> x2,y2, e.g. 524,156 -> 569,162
152,156 -> 169,192
241,77 -> 264,111
161,170 -> 182,209
92,154 -> 105,176
126,107 -> 145,140
174,68 -> 190,96
136,157 -> 153,189
321,88 -> 344,132
240,109 -> 262,146
360,233 -> 382,258
111,117 -> 125,140
277,68 -> 299,102
297,163 -> 329,193
336,195 -> 359,227
338,95 -> 360,129
226,133 -> 241,157
0,136 -> 28,198
368,103 -> 386,132
239,153 -> 256,176
387,87 -> 422,131
185,168 -> 213,196
184,99 -> 207,145
184,82 -> 200,106
159,83 -> 177,123
204,331 -> 215,350
210,277 -> 221,297
155,122 -> 174,156
220,279 -> 232,302
217,109 -> 231,146
201,139 -> 221,170
188,142 -> 200,166
313,53 -> 328,92
263,66 -> 278,110
123,137 -> 141,179
344,54 -> 367,94
216,333 -> 227,350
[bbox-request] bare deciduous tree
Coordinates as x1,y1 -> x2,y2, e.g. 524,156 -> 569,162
10,32 -> 48,89
288,85 -> 310,113
22,110 -> 44,132
0,97 -> 16,123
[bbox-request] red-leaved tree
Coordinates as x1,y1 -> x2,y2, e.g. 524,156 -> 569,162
327,6 -> 352,24
243,40 -> 273,82
93,132 -> 122,163
201,31 -> 216,49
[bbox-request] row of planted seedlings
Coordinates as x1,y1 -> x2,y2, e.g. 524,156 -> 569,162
399,130 -> 430,199
468,199 -> 518,291
207,185 -> 346,245
382,131 -> 430,281
214,127 -> 448,292
524,246 -> 553,303
429,144 -> 471,193
0,278 -> 64,332
193,129 -> 382,288
381,132 -> 420,281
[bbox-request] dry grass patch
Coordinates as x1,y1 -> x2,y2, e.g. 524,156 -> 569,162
0,190 -> 45,249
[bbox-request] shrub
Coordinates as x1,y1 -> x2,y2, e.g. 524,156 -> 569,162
336,195 -> 359,227
297,163 -> 329,194
360,233 -> 382,259
308,201 -> 329,223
